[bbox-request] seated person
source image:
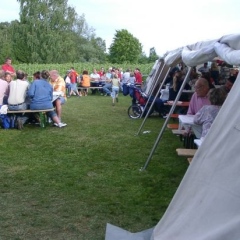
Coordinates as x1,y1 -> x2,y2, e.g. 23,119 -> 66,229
7,70 -> 30,129
168,70 -> 190,101
193,87 -> 227,140
102,72 -> 112,96
49,70 -> 67,123
222,75 -> 236,94
5,72 -> 12,84
28,70 -> 66,128
80,70 -> 91,96
90,69 -> 100,94
154,70 -> 190,117
187,78 -> 211,115
0,70 -> 9,105
201,72 -> 216,89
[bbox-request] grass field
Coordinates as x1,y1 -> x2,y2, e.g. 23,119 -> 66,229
0,92 -> 189,239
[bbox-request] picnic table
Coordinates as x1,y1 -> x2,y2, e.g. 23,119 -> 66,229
178,114 -> 202,139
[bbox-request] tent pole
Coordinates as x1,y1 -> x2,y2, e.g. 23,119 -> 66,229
138,60 -> 164,119
136,65 -> 171,136
140,67 -> 192,171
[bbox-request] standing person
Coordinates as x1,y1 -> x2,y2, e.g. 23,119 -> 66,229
69,67 -> 81,97
210,62 -> 220,85
134,68 -> 143,87
64,70 -> 72,97
0,70 -> 9,105
1,57 -> 16,78
7,70 -> 30,129
49,70 -> 67,123
111,73 -> 120,106
28,70 -> 66,128
198,62 -> 209,74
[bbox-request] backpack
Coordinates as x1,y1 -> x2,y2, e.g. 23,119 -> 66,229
0,114 -> 10,129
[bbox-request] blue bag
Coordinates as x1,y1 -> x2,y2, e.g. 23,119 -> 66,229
122,84 -> 129,96
0,114 -> 10,129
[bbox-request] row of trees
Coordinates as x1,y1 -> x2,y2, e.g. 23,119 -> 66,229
0,0 -> 159,65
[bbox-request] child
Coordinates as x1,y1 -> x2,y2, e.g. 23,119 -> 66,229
111,73 -> 120,106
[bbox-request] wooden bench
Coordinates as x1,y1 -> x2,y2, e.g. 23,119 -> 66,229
176,148 -> 197,157
7,109 -> 54,128
170,113 -> 179,118
172,129 -> 186,135
167,123 -> 179,129
78,87 -> 103,90
78,86 -> 103,95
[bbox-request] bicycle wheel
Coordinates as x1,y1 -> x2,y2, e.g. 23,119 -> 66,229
128,105 -> 142,119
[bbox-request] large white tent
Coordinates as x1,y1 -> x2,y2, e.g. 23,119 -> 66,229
105,33 -> 240,240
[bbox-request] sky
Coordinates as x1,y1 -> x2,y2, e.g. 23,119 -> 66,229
1,0 -> 240,56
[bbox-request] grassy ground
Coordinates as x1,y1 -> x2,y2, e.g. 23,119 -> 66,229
0,92 -> 188,240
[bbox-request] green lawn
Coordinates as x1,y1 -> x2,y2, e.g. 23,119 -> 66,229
0,93 -> 188,240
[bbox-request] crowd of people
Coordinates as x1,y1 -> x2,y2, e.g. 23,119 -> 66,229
0,57 -> 68,129
161,61 -> 238,141
0,57 -> 145,129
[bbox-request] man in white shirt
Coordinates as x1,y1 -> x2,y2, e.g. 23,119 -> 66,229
90,69 -> 100,94
7,70 -> 30,129
8,70 -> 29,111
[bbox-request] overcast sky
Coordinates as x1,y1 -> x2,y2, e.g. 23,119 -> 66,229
1,0 -> 240,56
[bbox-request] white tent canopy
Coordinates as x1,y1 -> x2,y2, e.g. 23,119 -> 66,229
105,33 -> 240,240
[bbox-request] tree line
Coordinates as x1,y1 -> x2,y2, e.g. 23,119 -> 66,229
0,0 -> 159,65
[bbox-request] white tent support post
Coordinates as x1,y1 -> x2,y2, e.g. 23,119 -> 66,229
143,59 -> 164,96
140,67 -> 192,171
136,64 -> 170,136
138,60 -> 164,119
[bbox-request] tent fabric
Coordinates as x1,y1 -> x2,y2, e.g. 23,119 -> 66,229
105,223 -> 154,240
164,47 -> 183,66
182,39 -> 218,67
105,33 -> 240,240
214,42 -> 240,66
152,71 -> 240,240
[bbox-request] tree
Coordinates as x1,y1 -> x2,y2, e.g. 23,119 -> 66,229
0,22 -> 14,63
109,29 -> 142,64
148,47 -> 159,63
14,0 -> 107,63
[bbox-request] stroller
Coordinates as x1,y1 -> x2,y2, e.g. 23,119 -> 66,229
123,83 -> 154,119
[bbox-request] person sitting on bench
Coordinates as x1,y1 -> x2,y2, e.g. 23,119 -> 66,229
28,70 -> 67,128
7,70 -> 30,129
